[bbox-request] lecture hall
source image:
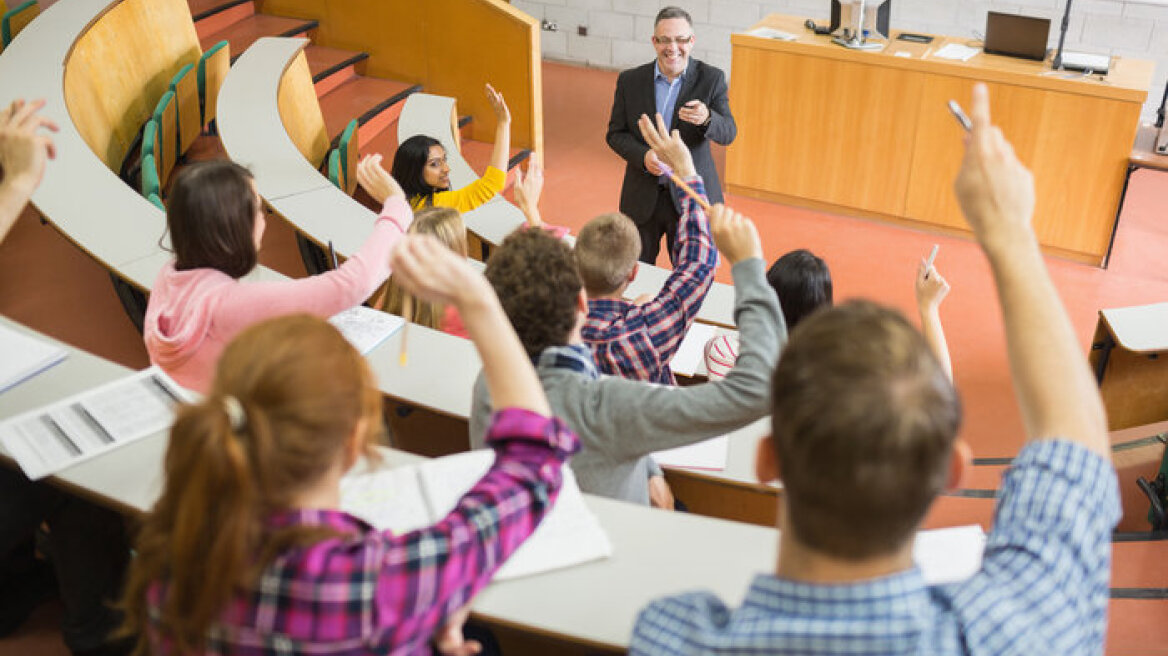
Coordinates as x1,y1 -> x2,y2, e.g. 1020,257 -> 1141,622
1,0 -> 1167,654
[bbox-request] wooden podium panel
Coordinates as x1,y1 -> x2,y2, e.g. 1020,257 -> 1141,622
728,14 -> 1154,265
729,46 -> 922,216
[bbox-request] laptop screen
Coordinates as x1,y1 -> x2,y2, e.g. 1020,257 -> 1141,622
984,12 -> 1051,61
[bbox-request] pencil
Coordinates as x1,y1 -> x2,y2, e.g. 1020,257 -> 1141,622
399,295 -> 411,366
668,173 -> 712,212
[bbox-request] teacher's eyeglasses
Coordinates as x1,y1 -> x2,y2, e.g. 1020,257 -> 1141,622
653,35 -> 694,45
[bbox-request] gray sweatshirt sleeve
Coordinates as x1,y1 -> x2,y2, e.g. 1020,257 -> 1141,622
587,257 -> 785,460
468,372 -> 493,450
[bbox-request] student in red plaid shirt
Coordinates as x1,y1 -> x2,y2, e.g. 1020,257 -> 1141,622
120,235 -> 578,656
579,112 -> 717,385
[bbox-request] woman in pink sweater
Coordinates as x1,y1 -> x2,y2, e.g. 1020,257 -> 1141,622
144,160 -> 411,392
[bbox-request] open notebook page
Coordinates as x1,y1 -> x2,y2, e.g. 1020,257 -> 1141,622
329,306 -> 406,355
0,322 -> 67,393
0,368 -> 187,480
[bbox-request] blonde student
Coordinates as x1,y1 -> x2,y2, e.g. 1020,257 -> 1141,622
122,236 -> 578,655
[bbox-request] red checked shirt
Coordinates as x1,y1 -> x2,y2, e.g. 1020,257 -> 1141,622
583,176 -> 717,385
146,408 -> 579,655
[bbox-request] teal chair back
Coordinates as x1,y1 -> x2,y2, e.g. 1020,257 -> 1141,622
141,153 -> 161,199
168,63 -> 200,156
197,40 -> 229,127
1,0 -> 37,47
327,149 -> 343,190
152,91 -> 177,183
338,119 -> 359,194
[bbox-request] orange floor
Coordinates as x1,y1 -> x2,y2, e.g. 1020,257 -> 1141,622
1,60 -> 1167,655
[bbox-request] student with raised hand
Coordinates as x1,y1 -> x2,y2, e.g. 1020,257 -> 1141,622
630,83 -> 1116,655
0,99 -> 133,656
704,248 -> 832,380
121,241 -> 578,656
144,159 -> 411,393
916,257 -> 953,381
0,98 -> 58,243
579,112 -> 716,385
469,202 -> 783,508
359,84 -> 511,213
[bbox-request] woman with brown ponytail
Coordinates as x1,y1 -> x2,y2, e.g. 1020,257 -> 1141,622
121,235 -> 579,656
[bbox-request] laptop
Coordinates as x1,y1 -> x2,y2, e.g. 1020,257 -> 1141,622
984,12 -> 1051,61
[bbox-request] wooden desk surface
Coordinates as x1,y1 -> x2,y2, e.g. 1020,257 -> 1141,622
736,15 -> 1154,102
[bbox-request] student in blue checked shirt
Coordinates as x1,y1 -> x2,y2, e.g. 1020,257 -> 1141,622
630,83 -> 1118,655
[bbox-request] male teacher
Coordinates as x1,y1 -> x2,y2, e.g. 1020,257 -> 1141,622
607,6 -> 737,264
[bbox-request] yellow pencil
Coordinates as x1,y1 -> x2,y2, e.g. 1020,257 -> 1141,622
399,295 -> 412,366
669,173 -> 712,212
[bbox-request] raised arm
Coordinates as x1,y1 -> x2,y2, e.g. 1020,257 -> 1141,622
633,113 -> 716,355
915,260 -> 953,381
387,235 -> 548,415
956,83 -> 1108,458
512,160 -> 544,228
0,99 -> 58,243
485,84 -> 511,178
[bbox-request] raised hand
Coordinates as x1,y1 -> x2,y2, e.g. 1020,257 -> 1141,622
0,98 -> 59,192
915,259 -> 950,313
388,235 -> 488,309
638,112 -> 695,178
708,203 -> 762,265
433,605 -> 482,656
485,83 -> 511,125
953,83 -> 1036,258
355,153 -> 404,204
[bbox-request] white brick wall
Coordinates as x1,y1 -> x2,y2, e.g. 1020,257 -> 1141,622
518,0 -> 1168,121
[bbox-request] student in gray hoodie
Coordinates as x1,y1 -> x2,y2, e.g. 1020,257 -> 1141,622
469,118 -> 783,505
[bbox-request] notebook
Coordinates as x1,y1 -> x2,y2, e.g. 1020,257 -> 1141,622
341,450 -> 613,580
0,368 -> 189,480
984,12 -> 1051,61
328,305 -> 405,355
0,323 -> 68,393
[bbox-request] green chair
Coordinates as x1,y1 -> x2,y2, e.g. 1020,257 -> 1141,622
197,40 -> 230,129
168,63 -> 201,157
327,149 -> 343,190
1,0 -> 37,49
146,193 -> 165,211
337,119 -> 359,195
141,153 -> 161,200
152,91 -> 177,183
141,119 -> 160,172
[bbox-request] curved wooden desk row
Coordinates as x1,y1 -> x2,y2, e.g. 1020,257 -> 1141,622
0,2 -> 477,422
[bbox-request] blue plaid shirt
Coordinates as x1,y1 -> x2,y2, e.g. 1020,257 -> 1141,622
583,176 -> 717,385
630,440 -> 1119,655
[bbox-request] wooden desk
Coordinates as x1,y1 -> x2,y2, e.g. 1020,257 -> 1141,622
1091,303 -> 1168,431
728,15 -> 1154,266
0,319 -> 778,653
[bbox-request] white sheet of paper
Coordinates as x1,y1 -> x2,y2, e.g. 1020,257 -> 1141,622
0,368 -> 186,480
329,306 -> 406,355
0,323 -> 67,393
747,26 -> 796,41
669,322 -> 720,377
932,43 -> 979,62
415,450 -> 614,581
913,524 -> 986,584
339,466 -> 433,535
653,435 -> 729,471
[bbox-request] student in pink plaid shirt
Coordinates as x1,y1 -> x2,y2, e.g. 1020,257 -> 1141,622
120,236 -> 578,656
579,112 -> 717,385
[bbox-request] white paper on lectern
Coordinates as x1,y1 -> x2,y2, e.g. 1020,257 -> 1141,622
341,450 -> 612,580
913,525 -> 987,584
0,323 -> 67,393
0,368 -> 188,480
328,306 -> 405,355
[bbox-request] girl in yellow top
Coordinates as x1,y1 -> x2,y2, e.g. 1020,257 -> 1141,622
393,83 -> 511,212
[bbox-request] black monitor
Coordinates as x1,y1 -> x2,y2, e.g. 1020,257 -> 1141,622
829,0 -> 891,40
984,12 -> 1051,61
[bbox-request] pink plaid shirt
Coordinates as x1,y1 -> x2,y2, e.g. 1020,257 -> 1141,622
146,408 -> 579,655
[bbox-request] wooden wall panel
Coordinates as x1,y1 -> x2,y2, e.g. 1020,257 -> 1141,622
277,50 -> 329,167
63,0 -> 200,168
262,0 -> 541,152
727,47 -> 921,217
